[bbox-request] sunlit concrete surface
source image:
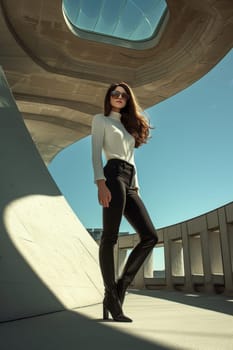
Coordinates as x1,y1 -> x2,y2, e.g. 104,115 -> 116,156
0,291 -> 232,350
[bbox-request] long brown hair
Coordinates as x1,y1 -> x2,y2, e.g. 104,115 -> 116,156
104,82 -> 151,148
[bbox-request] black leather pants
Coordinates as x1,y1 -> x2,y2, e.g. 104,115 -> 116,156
99,159 -> 158,292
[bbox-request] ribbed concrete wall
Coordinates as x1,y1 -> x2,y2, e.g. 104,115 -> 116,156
115,203 -> 233,295
0,67 -> 103,322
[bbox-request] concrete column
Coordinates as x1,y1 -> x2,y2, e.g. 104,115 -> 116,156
200,229 -> 214,292
171,240 -> 184,276
164,228 -> 173,290
181,222 -> 193,291
209,230 -> 223,274
218,207 -> 233,294
189,234 -> 203,275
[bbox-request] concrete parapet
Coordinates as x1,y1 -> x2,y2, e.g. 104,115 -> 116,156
118,202 -> 233,295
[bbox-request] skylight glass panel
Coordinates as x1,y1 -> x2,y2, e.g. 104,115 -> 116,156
94,2 -> 122,34
62,0 -> 168,49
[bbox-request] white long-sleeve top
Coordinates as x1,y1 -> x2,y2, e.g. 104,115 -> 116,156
91,111 -> 139,188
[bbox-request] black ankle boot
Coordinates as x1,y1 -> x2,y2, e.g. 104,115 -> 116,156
103,287 -> 132,322
99,240 -> 132,322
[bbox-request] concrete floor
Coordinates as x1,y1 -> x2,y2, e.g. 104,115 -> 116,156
1,290 -> 233,350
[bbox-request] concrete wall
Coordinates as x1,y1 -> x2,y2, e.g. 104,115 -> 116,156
0,67 -> 103,322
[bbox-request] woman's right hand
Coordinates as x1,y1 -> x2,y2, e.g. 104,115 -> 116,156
96,180 -> 112,208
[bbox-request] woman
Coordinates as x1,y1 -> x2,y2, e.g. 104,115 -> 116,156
91,82 -> 158,322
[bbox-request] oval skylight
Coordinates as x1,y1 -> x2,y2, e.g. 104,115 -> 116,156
62,0 -> 169,50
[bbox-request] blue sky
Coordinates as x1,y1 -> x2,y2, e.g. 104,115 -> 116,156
48,49 -> 233,269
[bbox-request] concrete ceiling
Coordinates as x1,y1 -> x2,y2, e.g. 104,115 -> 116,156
0,0 -> 233,163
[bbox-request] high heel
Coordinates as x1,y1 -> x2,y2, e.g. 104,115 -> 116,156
103,302 -> 132,322
103,290 -> 132,322
98,241 -> 132,322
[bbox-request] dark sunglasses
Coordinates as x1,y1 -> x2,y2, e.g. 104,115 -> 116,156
111,90 -> 129,100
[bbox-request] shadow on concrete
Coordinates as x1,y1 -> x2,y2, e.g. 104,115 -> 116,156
0,308 -> 175,350
129,289 -> 233,316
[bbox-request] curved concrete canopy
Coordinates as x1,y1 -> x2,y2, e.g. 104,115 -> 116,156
0,0 -> 233,163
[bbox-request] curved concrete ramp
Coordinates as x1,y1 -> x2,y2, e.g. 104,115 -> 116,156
0,67 -> 103,322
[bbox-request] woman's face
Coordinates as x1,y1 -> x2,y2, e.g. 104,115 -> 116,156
110,86 -> 129,112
